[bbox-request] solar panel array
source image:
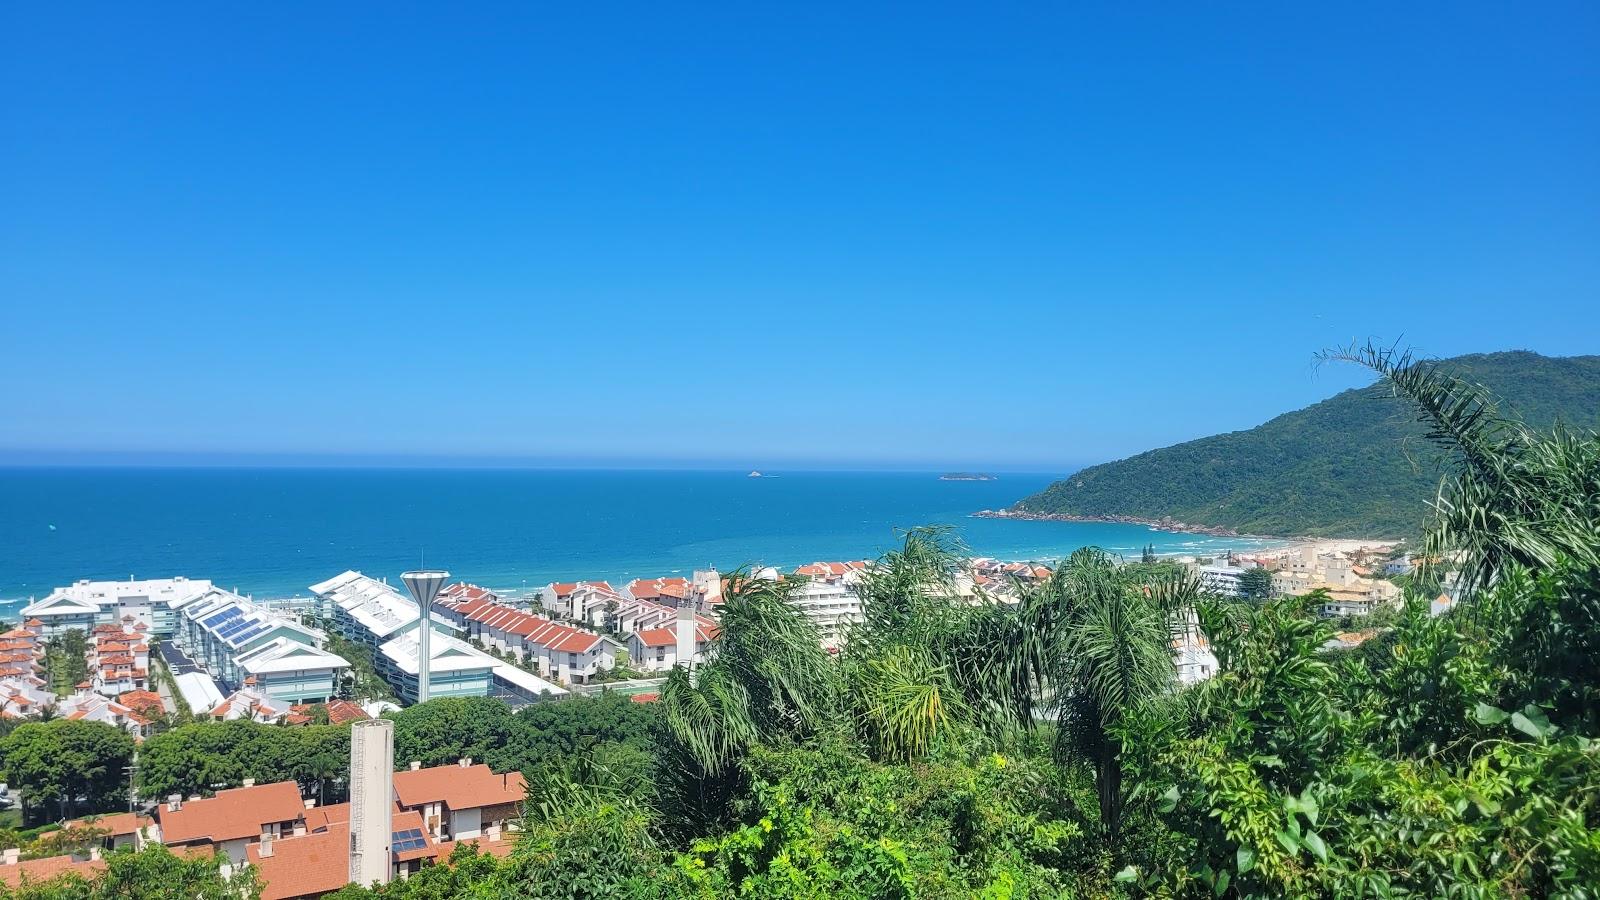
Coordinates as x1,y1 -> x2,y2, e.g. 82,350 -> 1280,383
391,828 -> 427,852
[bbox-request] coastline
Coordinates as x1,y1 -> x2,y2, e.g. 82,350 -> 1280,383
973,507 -> 1269,540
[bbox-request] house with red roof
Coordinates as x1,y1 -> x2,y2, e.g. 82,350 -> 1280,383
153,780 -> 311,863
0,849 -> 105,889
246,805 -> 439,899
434,589 -> 615,685
392,760 -> 525,843
55,690 -> 155,739
627,607 -> 719,673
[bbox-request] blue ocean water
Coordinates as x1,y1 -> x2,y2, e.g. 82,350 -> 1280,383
0,468 -> 1279,610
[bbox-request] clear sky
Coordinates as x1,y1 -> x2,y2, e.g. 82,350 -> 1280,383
2,3 -> 1596,471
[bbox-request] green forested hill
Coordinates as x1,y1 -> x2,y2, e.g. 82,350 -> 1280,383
1015,351 -> 1600,537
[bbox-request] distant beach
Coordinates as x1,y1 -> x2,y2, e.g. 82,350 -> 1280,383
0,468 -> 1286,610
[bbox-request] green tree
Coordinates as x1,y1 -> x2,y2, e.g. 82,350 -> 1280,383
0,720 -> 135,823
1237,566 -> 1274,601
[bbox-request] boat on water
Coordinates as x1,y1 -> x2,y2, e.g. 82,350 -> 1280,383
748,470 -> 763,478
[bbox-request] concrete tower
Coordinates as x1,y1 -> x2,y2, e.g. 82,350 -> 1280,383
349,718 -> 395,887
401,570 -> 449,704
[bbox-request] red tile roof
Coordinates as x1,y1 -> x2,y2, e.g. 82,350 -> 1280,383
393,764 -> 526,812
157,781 -> 307,845
0,854 -> 105,888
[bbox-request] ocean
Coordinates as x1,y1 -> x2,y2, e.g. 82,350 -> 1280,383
0,468 -> 1279,611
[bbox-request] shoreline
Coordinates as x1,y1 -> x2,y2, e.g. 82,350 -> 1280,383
973,507 -> 1275,540
973,509 -> 1403,559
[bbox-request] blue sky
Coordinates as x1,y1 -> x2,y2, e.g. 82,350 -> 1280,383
2,3 -> 1596,471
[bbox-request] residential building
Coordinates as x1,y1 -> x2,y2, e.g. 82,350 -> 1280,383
789,561 -> 869,649
175,589 -> 348,704
433,589 -> 611,685
89,623 -> 150,697
209,682 -> 291,723
20,577 -> 216,636
392,760 -> 525,843
627,607 -> 718,673
0,851 -> 104,888
247,805 -> 439,898
56,690 -> 155,739
0,624 -> 45,681
63,812 -> 153,852
1195,562 -> 1248,597
153,780 -> 310,864
311,571 -> 494,701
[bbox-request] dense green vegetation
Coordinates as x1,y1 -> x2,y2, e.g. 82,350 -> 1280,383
1015,350 -> 1600,537
42,631 -> 89,698
0,721 -> 134,825
7,343 -> 1600,897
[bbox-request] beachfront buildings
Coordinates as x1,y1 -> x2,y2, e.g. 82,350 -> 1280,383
20,576 -> 217,636
88,623 -> 151,696
173,588 -> 349,705
311,571 -> 570,702
311,571 -> 495,702
431,587 -> 615,685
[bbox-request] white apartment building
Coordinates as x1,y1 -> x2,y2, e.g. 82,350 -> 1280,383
175,589 -> 348,705
789,561 -> 869,649
21,576 -> 216,637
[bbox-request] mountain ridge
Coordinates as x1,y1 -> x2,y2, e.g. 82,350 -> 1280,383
1011,350 -> 1600,538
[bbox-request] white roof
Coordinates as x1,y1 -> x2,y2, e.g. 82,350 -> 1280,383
314,571 -> 430,640
234,637 -> 349,675
182,589 -> 322,650
378,629 -> 497,677
174,671 -> 225,711
489,661 -> 568,697
24,577 -> 214,618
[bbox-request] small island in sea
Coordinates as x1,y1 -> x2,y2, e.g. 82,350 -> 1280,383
940,472 -> 997,481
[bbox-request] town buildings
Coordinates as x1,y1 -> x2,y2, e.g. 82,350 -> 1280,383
431,588 -> 613,685
20,577 -> 217,636
174,588 -> 349,706
392,759 -> 525,843
311,572 -> 570,701
788,561 -> 869,648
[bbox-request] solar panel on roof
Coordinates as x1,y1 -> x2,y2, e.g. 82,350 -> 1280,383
228,623 -> 269,646
202,609 -> 238,627
391,827 -> 427,852
216,619 -> 252,638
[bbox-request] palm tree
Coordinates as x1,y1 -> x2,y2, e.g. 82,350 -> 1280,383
1031,549 -> 1192,846
659,570 -> 835,774
1322,342 -> 1600,598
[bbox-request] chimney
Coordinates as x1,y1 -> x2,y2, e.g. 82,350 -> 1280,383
458,757 -> 471,768
675,605 -> 696,668
3,848 -> 19,865
410,761 -> 421,771
166,794 -> 182,812
349,719 -> 395,888
243,778 -> 255,788
88,846 -> 102,861
258,834 -> 273,858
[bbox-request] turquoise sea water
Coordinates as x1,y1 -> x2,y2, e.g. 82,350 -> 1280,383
0,468 -> 1280,610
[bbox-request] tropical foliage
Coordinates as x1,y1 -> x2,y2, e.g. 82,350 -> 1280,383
11,342 -> 1600,897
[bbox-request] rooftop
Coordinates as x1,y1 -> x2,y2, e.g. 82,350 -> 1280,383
393,762 -> 526,812
156,780 -> 306,845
